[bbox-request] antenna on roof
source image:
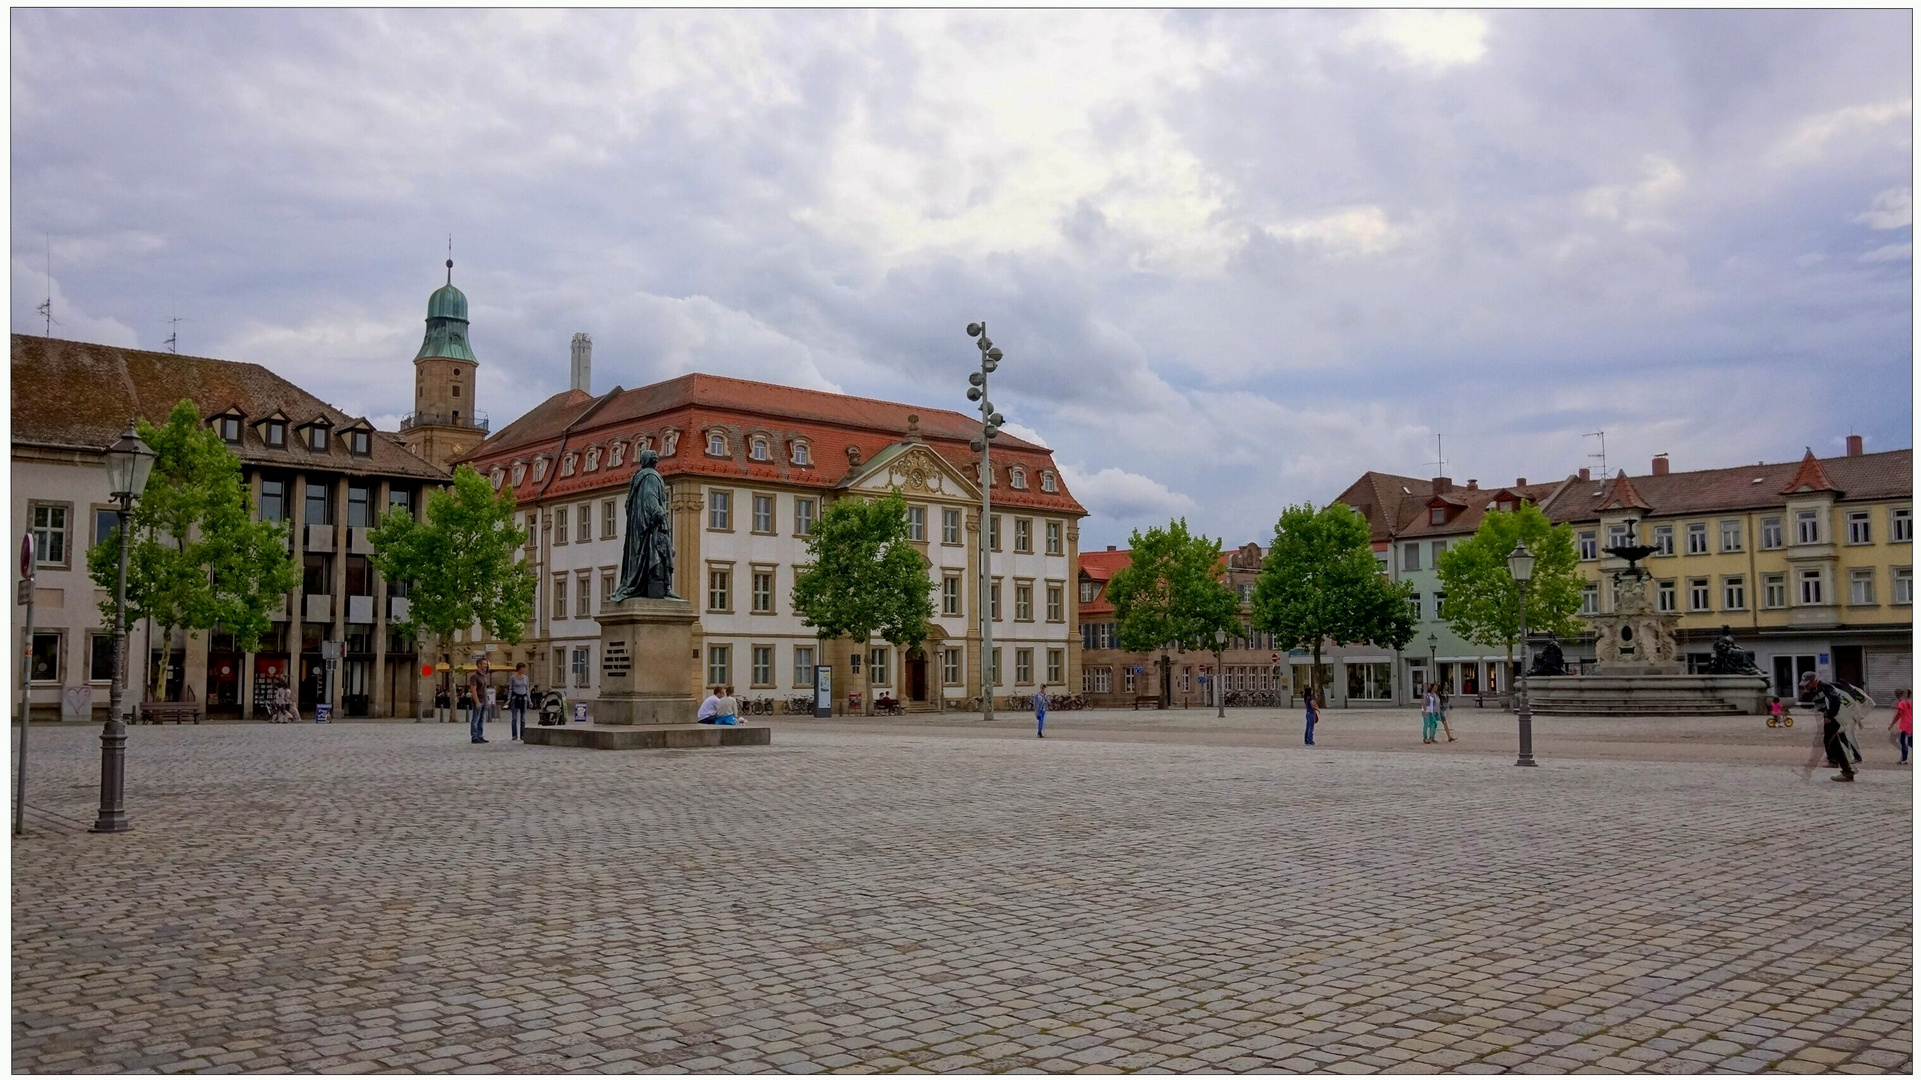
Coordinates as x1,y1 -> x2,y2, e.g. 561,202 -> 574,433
1586,430 -> 1607,480
446,234 -> 454,285
163,310 -> 185,354
35,235 -> 58,338
1426,433 -> 1446,478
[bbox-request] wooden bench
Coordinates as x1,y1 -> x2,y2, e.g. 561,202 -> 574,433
1133,695 -> 1162,710
139,689 -> 203,725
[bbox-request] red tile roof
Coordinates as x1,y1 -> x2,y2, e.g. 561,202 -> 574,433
1778,450 -> 1840,496
462,373 -> 1086,515
1597,471 -> 1653,512
1547,448 -> 1910,523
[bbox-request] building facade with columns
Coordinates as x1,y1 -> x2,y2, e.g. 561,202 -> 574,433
457,371 -> 1088,713
11,332 -> 447,720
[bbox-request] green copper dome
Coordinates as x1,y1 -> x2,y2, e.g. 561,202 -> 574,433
415,262 -> 476,362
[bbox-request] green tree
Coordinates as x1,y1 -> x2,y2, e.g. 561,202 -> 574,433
790,490 -> 936,716
370,465 -> 534,684
1252,502 -> 1415,699
1105,520 -> 1241,707
1434,501 -> 1585,680
88,400 -> 299,700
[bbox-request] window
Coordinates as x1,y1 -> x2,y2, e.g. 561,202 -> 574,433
346,485 -> 371,529
1581,582 -> 1600,615
577,575 -> 592,618
1429,507 -> 1446,525
1686,523 -> 1708,555
942,575 -> 961,616
662,430 -> 680,456
989,515 -> 1001,551
88,632 -> 116,683
553,506 -> 569,544
1429,540 -> 1446,566
29,631 -> 61,682
990,581 -> 1001,621
93,506 -> 119,546
387,488 -> 412,519
749,436 -> 770,462
708,567 -> 732,612
1403,543 -> 1421,571
708,490 -> 732,531
907,505 -> 926,542
794,646 -> 816,686
1080,581 -> 1099,604
1849,568 -> 1875,605
602,572 -> 615,608
1083,666 -> 1110,693
219,416 -> 242,443
753,495 -> 775,534
1041,471 -> 1057,493
30,503 -> 69,565
941,508 -> 962,544
1847,512 -> 1871,545
868,647 -> 890,686
752,570 -> 774,614
573,646 -> 593,688
533,457 -> 548,481
302,552 -> 330,595
751,645 -> 774,687
1796,510 -> 1820,544
1433,592 -> 1446,620
1082,622 -> 1115,650
349,430 -> 371,456
1763,574 -> 1787,609
265,421 -> 286,448
1015,583 -> 1033,621
1720,520 -> 1743,553
943,648 -> 962,686
1408,593 -> 1423,621
305,481 -> 332,526
1046,649 -> 1064,686
602,500 -> 618,540
576,504 -> 591,544
1761,517 -> 1784,550
609,442 -> 624,467
552,574 -> 568,619
794,498 -> 816,536
1724,576 -> 1747,611
1798,569 -> 1824,605
1657,580 -> 1676,613
1015,648 -> 1033,685
1045,520 -> 1063,555
1046,584 -> 1063,622
1893,508 -> 1912,543
308,425 -> 329,452
1688,578 -> 1709,612
1894,566 -> 1913,605
706,431 -> 728,457
791,441 -> 811,466
1653,524 -> 1674,556
1578,531 -> 1598,561
1015,518 -> 1032,553
1009,467 -> 1027,490
707,645 -> 730,688
1124,666 -> 1136,693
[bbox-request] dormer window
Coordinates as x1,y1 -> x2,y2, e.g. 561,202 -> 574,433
1040,470 -> 1057,493
662,430 -> 680,456
791,440 -> 812,466
217,416 -> 242,444
585,448 -> 600,471
1009,466 -> 1027,490
1496,498 -> 1516,514
1429,507 -> 1446,524
561,453 -> 577,477
491,467 -> 505,489
307,425 -> 330,452
749,435 -> 770,462
706,431 -> 728,457
348,430 -> 371,457
609,441 -> 625,467
265,421 -> 286,448
533,457 -> 548,481
511,461 -> 526,485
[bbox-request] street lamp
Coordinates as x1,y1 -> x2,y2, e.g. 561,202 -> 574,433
1214,628 -> 1229,718
1426,632 -> 1438,695
965,322 -> 1005,723
93,420 -> 155,833
1506,539 -> 1537,768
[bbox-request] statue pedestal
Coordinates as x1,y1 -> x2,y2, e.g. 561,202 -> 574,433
591,596 -> 702,725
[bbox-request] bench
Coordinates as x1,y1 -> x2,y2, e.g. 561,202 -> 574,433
1133,695 -> 1162,710
139,688 -> 203,725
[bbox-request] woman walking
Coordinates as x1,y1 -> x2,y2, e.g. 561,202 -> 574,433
1422,683 -> 1442,744
1889,689 -> 1911,765
507,663 -> 531,741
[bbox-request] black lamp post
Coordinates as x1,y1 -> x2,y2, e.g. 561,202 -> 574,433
964,322 -> 1004,723
93,420 -> 155,833
1507,539 -> 1537,768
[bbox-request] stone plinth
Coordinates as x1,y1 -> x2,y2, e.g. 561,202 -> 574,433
522,723 -> 770,750
593,596 -> 702,726
1526,674 -> 1770,717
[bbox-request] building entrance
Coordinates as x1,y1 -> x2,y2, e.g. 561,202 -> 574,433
905,649 -> 928,702
1772,654 -> 1818,698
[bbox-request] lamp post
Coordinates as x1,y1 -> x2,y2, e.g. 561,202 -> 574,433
964,322 -> 1005,724
1426,632 -> 1438,694
93,420 -> 155,833
1507,539 -> 1537,768
1214,628 -> 1228,717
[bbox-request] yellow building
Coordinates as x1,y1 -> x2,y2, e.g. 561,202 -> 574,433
1548,439 -> 1911,698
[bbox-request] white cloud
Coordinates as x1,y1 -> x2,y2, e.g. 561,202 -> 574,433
9,260 -> 139,348
1861,242 -> 1912,263
1059,465 -> 1197,524
1769,98 -> 1912,168
1262,206 -> 1401,256
1343,11 -> 1489,70
1580,156 -> 1686,229
1855,187 -> 1912,229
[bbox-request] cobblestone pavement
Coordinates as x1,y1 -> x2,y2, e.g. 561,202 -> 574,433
12,721 -> 1912,1074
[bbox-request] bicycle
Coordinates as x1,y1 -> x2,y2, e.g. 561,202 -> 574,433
787,695 -> 814,715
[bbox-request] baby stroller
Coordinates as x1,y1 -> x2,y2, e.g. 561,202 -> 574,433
538,688 -> 567,726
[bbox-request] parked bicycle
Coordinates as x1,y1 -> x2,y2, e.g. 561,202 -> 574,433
787,695 -> 814,715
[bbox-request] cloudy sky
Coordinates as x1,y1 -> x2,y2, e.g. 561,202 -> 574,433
11,9 -> 1912,548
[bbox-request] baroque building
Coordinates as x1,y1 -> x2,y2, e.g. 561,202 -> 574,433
458,371 -> 1087,712
398,260 -> 489,470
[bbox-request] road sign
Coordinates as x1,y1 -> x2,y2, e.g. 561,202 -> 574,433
16,580 -> 30,606
320,640 -> 342,661
420,663 -> 435,677
1271,652 -> 1280,664
20,532 -> 33,582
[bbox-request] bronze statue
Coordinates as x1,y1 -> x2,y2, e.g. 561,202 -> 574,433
1527,636 -> 1569,677
1706,624 -> 1762,675
609,449 -> 677,601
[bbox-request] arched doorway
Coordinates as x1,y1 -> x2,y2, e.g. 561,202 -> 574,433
905,646 -> 929,703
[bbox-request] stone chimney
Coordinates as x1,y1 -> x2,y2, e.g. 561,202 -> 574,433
1652,454 -> 1670,476
570,333 -> 592,394
1578,467 -> 1590,482
1433,476 -> 1453,494
1847,434 -> 1864,457
1515,477 -> 1527,487
1106,545 -> 1117,552
1466,479 -> 1478,490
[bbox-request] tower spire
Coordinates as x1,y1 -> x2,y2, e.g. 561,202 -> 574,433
446,234 -> 453,285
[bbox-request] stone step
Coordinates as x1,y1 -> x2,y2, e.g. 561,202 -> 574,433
522,724 -> 771,750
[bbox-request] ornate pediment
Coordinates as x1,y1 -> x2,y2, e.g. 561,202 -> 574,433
842,443 -> 980,500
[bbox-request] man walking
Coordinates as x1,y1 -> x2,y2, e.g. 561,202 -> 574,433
1303,683 -> 1319,746
467,659 -> 492,745
1035,685 -> 1050,739
1802,671 -> 1853,782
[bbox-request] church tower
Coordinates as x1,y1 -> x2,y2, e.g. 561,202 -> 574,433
400,258 -> 486,470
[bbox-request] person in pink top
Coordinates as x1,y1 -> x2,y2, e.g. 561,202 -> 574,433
1887,689 -> 1911,765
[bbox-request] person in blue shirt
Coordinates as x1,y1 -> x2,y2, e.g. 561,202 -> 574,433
1035,686 -> 1050,739
1303,684 -> 1319,746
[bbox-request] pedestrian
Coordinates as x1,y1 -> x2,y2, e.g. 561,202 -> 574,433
1888,689 -> 1911,765
508,663 -> 531,741
697,687 -> 721,724
717,685 -> 740,726
1838,683 -> 1870,764
1769,695 -> 1792,727
1303,684 -> 1319,746
1035,685 -> 1050,739
1801,671 -> 1853,782
466,660 -> 491,744
1437,685 -> 1457,742
1422,682 -> 1441,744
272,678 -> 296,724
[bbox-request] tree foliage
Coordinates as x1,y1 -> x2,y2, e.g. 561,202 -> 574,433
370,464 -> 533,647
1107,520 -> 1241,703
1252,502 -> 1415,694
1434,501 -> 1585,663
790,490 -> 937,715
88,400 -> 299,686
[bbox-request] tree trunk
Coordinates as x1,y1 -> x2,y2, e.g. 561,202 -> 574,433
1159,650 -> 1171,709
1311,641 -> 1323,704
863,638 -> 874,716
